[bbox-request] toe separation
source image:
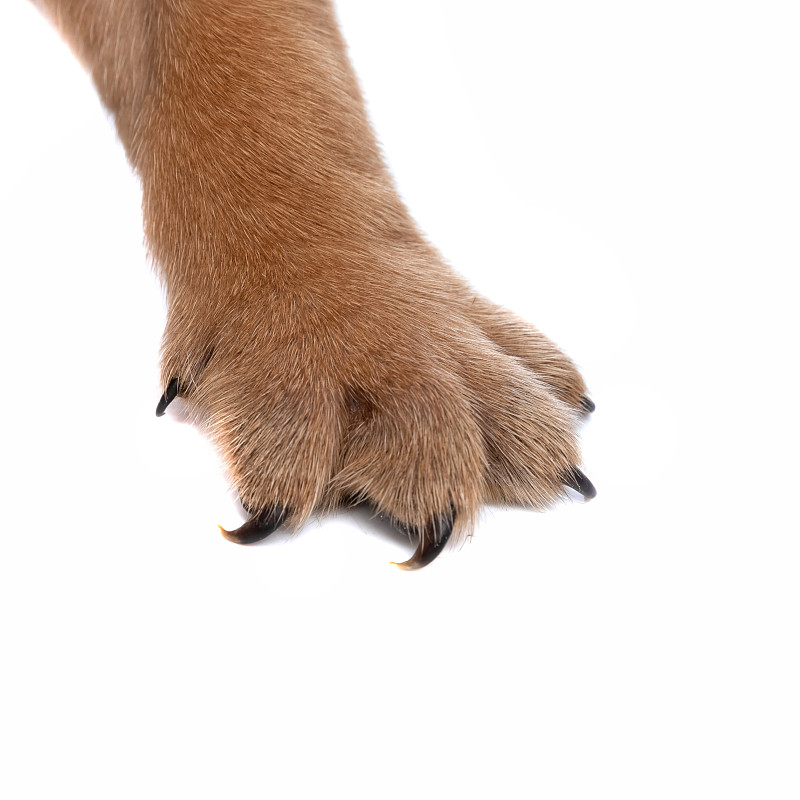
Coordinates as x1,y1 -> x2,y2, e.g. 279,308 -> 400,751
392,510 -> 456,571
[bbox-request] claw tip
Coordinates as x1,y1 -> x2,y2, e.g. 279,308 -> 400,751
218,523 -> 234,541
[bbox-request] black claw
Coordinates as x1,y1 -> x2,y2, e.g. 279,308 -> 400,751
579,395 -> 596,414
220,505 -> 287,545
562,467 -> 597,500
393,510 -> 456,571
156,378 -> 180,417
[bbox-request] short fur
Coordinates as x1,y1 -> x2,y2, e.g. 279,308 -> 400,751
35,0 -> 591,557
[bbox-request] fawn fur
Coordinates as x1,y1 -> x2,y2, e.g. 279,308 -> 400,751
35,0 -> 591,562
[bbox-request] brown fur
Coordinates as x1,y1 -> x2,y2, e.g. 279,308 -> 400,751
35,0 -> 591,555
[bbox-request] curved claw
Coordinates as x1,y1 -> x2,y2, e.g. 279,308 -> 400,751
562,467 -> 597,500
219,506 -> 287,545
392,510 -> 456,571
156,378 -> 180,417
579,395 -> 596,414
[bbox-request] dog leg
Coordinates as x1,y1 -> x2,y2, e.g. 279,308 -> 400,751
35,0 -> 594,567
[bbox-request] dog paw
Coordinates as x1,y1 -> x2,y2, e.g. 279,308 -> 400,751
155,261 -> 593,568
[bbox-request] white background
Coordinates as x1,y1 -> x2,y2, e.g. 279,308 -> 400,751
1,1 -> 797,797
